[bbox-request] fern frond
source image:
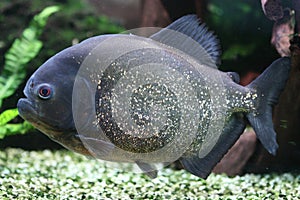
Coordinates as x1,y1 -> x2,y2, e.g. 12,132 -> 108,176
0,6 -> 60,107
0,6 -> 60,139
0,121 -> 34,139
0,108 -> 34,139
0,108 -> 19,126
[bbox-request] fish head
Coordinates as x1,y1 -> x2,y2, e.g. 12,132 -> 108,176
17,51 -> 80,145
17,35 -> 113,155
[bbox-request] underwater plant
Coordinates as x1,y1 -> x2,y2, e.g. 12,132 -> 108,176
0,6 -> 60,139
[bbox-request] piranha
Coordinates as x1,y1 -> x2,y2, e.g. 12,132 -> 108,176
17,15 -> 290,179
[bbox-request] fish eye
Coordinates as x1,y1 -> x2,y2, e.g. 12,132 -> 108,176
37,84 -> 53,100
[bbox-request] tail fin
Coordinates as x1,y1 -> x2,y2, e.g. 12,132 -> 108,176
246,57 -> 290,155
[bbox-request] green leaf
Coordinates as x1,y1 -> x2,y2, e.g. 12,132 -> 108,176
0,108 -> 19,126
0,6 -> 60,139
0,121 -> 34,139
222,43 -> 256,60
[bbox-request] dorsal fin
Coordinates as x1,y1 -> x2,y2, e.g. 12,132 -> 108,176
150,15 -> 221,68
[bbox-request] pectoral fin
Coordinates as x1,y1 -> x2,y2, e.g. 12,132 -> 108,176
135,161 -> 158,179
78,135 -> 115,158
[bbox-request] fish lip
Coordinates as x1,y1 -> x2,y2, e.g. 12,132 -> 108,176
17,98 -> 52,128
17,98 -> 49,130
17,98 -> 35,120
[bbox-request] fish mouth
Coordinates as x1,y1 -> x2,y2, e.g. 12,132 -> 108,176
17,98 -> 67,135
17,98 -> 48,130
17,98 -> 36,121
18,98 -> 78,136
17,98 -> 88,154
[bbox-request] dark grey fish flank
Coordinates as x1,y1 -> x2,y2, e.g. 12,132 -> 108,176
75,37 -> 213,165
95,48 -> 210,154
17,15 -> 291,179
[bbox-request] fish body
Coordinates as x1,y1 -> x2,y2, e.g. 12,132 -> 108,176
17,15 -> 290,178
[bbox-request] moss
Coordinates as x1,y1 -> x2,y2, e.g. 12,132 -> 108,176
0,148 -> 299,199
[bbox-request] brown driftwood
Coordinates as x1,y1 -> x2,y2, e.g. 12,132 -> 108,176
245,36 -> 300,173
245,0 -> 300,173
140,0 -> 171,27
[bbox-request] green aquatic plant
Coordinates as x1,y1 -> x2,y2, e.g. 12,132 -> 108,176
0,5 -> 125,139
0,6 -> 60,139
1,148 -> 299,199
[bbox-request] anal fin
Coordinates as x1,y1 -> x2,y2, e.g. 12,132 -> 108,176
180,113 -> 246,179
